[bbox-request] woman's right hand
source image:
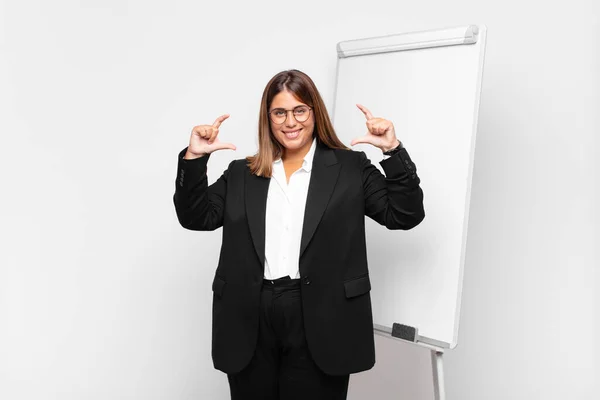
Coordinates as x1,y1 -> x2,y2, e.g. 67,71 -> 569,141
185,114 -> 237,159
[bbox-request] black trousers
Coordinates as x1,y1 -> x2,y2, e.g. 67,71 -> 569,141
227,276 -> 350,400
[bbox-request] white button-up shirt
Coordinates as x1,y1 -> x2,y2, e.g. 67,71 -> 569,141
263,137 -> 317,280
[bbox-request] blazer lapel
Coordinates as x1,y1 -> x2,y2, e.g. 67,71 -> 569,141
245,167 -> 270,267
244,141 -> 341,268
299,142 -> 340,258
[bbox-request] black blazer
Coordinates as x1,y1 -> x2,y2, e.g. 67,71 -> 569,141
173,139 -> 424,376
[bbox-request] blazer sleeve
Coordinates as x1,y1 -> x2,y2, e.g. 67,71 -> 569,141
360,147 -> 425,230
173,147 -> 233,231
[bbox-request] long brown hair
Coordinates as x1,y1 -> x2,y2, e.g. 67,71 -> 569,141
246,69 -> 349,177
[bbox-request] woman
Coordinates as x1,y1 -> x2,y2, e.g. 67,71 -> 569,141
173,69 -> 424,400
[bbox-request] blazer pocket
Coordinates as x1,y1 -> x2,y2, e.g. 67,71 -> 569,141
212,274 -> 226,298
344,274 -> 371,298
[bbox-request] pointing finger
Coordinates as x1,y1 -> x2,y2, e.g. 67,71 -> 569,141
356,104 -> 374,120
213,114 -> 230,128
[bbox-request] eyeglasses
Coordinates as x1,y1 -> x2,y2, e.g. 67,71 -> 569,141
268,105 -> 312,124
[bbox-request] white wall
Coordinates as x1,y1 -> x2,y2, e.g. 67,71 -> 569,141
442,4 -> 600,399
0,1 -> 597,399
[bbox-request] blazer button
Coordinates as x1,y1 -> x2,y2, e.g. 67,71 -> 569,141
303,277 -> 311,285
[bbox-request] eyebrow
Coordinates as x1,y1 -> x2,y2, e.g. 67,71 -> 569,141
270,105 -> 307,110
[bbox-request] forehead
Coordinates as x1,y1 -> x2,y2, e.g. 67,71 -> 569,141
270,90 -> 306,109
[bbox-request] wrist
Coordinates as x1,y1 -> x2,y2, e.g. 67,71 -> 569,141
382,139 -> 402,154
184,150 -> 208,160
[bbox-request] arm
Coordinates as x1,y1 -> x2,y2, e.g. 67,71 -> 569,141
173,147 -> 233,231
361,147 -> 425,230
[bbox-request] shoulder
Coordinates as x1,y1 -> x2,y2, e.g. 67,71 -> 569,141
330,146 -> 369,165
227,157 -> 248,172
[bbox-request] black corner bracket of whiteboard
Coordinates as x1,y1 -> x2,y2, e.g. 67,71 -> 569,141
392,323 -> 418,342
337,25 -> 479,58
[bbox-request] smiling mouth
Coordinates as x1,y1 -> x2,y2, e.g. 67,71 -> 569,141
283,129 -> 301,138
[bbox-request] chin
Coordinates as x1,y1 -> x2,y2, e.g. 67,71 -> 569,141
283,138 -> 307,148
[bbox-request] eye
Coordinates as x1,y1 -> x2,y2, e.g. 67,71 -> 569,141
294,107 -> 307,114
273,110 -> 285,116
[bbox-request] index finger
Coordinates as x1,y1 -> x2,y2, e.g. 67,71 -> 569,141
212,114 -> 230,128
356,104 -> 374,120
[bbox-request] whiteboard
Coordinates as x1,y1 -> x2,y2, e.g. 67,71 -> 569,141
332,25 -> 487,348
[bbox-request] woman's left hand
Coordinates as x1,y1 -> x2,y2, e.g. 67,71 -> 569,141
351,104 -> 400,152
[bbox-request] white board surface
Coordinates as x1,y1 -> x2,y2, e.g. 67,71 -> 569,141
332,25 -> 487,348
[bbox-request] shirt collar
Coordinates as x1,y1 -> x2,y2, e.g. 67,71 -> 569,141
273,137 -> 317,172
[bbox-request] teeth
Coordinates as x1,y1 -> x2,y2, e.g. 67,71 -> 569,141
285,130 -> 300,138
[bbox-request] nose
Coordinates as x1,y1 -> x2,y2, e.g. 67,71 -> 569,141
285,110 -> 298,127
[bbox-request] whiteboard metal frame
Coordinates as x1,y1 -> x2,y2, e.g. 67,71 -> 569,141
332,23 -> 487,356
337,25 -> 479,58
373,325 -> 446,400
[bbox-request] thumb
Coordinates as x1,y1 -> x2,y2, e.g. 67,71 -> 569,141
214,142 -> 237,151
350,135 -> 374,146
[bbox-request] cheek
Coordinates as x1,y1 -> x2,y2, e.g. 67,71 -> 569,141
269,123 -> 279,134
305,121 -> 315,133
